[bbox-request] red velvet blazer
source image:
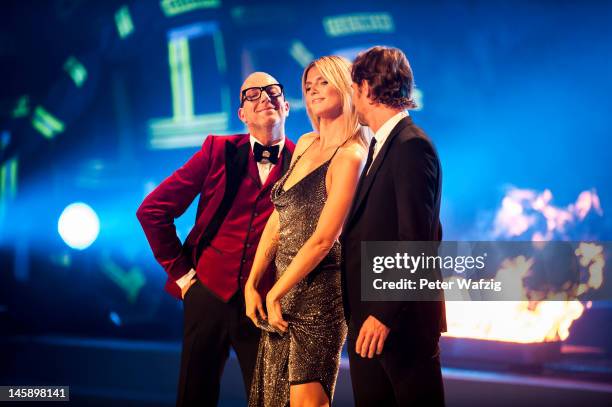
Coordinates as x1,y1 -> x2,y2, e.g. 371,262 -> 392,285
136,133 -> 295,299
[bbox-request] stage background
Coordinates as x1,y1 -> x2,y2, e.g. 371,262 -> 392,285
1,0 -> 611,405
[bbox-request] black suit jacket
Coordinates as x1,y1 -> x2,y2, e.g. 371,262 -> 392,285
340,116 -> 447,335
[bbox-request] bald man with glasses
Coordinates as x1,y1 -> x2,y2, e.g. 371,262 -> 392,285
137,72 -> 296,406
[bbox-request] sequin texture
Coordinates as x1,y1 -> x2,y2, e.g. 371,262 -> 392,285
249,139 -> 348,407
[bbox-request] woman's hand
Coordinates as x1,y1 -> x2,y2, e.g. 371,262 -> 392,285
266,289 -> 289,334
245,283 -> 266,327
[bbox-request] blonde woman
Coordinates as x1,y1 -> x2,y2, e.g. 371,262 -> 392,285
245,56 -> 369,407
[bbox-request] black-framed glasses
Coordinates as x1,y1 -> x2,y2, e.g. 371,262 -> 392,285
240,83 -> 284,107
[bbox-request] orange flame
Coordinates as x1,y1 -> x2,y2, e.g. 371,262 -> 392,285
445,188 -> 604,343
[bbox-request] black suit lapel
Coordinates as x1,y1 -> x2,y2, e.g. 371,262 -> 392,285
196,140 -> 250,261
345,116 -> 413,230
224,140 -> 251,195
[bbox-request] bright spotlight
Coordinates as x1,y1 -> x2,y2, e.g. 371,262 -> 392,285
58,202 -> 100,250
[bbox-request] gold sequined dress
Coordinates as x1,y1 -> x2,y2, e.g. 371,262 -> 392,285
249,139 -> 348,407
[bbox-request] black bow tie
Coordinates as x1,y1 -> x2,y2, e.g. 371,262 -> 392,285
253,142 -> 280,164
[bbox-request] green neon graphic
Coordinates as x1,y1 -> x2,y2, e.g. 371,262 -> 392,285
32,106 -> 65,139
12,95 -> 29,118
0,157 -> 18,204
169,38 -> 195,121
101,254 -> 147,303
0,157 -> 15,224
0,163 -> 5,200
161,0 -> 220,17
289,40 -> 314,68
115,5 -> 134,39
149,112 -> 228,149
9,159 -> 17,197
0,164 -> 4,223
220,85 -> 230,115
323,12 -> 395,37
213,31 -> 227,73
150,25 -> 232,149
63,56 -> 88,88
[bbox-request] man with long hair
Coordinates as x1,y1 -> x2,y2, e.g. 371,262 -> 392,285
341,46 -> 447,406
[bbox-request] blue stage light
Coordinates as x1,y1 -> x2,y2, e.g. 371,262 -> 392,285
109,311 -> 122,326
58,202 -> 100,250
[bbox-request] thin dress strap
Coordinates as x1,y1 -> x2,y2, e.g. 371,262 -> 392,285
281,136 -> 319,184
287,136 -> 318,173
287,135 -> 349,180
327,136 -> 351,163
295,137 -> 318,164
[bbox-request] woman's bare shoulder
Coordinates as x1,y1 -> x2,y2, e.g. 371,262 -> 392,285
328,140 -> 366,179
337,139 -> 367,163
297,131 -> 319,145
294,132 -> 319,155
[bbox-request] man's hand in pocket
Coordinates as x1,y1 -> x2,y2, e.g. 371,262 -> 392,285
181,278 -> 197,300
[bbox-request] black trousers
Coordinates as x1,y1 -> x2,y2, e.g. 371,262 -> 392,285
176,279 -> 261,407
347,320 -> 445,407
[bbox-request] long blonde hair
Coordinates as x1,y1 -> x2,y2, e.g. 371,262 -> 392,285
302,56 -> 369,148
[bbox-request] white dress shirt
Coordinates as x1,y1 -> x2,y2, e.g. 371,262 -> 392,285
176,135 -> 286,291
366,110 -> 409,175
249,135 -> 285,184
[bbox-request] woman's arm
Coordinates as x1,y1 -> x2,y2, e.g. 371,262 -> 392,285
246,209 -> 280,290
245,207 -> 281,326
267,145 -> 365,301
